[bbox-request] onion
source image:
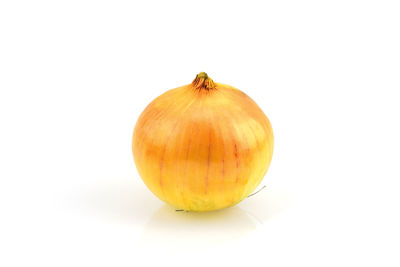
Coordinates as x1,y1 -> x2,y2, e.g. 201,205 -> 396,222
132,72 -> 274,211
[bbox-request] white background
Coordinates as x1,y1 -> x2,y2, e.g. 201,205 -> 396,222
1,0 -> 399,266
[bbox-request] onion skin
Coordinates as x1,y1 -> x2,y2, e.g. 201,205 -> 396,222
132,73 -> 274,211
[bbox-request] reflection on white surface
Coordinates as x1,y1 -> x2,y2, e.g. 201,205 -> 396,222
139,185 -> 292,249
70,176 -> 291,252
140,205 -> 259,249
240,185 -> 292,223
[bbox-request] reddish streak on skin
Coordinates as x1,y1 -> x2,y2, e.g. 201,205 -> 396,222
205,129 -> 212,194
218,123 -> 226,193
158,150 -> 166,187
221,159 -> 225,177
181,127 -> 192,207
234,143 -> 240,183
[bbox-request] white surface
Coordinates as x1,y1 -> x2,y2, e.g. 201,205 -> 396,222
1,0 -> 399,266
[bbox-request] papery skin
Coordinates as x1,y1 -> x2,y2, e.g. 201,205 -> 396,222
132,73 -> 274,211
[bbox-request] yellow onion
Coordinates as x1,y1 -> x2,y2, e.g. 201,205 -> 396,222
132,72 -> 274,211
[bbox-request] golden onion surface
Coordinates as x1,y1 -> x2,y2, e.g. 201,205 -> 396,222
132,72 -> 274,211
